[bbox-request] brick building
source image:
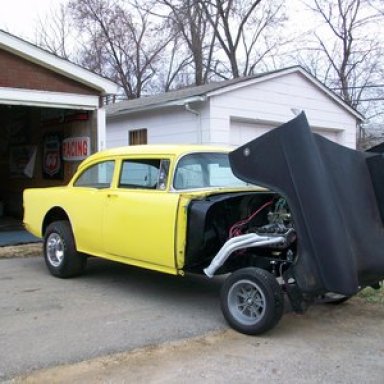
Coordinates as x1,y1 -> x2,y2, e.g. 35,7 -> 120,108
0,30 -> 117,218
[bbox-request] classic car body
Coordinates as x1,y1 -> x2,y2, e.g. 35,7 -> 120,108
23,113 -> 384,335
24,145 -> 268,276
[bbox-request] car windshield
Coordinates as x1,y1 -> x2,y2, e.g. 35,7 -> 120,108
173,152 -> 247,190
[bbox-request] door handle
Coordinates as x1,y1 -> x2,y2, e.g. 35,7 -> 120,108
107,193 -> 118,198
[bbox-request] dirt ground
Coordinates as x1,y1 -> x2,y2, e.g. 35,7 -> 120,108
8,297 -> 384,384
0,244 -> 42,259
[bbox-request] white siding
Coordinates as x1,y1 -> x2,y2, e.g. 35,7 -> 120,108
106,71 -> 359,149
106,104 -> 210,148
211,72 -> 357,148
97,107 -> 106,150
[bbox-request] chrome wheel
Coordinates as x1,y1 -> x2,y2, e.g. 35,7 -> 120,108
46,233 -> 65,267
227,279 -> 266,325
44,221 -> 86,278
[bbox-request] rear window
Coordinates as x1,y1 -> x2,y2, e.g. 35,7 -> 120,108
173,152 -> 246,190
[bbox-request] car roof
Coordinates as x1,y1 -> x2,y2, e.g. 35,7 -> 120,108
77,144 -> 234,170
86,144 -> 232,162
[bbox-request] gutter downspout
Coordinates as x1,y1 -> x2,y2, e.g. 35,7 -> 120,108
185,102 -> 202,144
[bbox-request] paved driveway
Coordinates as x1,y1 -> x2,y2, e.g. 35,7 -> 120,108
3,256 -> 384,384
0,256 -> 225,381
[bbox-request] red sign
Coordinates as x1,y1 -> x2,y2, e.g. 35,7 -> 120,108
43,134 -> 63,179
63,137 -> 91,161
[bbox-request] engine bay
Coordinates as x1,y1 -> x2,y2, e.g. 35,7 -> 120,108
184,193 -> 297,277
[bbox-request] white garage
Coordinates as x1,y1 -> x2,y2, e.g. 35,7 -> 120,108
106,67 -> 363,149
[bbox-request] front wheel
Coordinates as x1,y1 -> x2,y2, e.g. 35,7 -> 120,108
220,267 -> 284,335
44,220 -> 86,278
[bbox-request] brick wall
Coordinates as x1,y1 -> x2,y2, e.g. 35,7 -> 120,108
0,48 -> 99,96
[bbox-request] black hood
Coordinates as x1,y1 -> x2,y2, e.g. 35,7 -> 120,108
229,113 -> 384,296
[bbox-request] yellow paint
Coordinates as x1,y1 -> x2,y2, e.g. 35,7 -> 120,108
175,195 -> 190,270
23,145 -> 265,275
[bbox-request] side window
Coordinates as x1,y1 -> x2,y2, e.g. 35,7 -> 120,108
119,159 -> 166,189
74,161 -> 115,188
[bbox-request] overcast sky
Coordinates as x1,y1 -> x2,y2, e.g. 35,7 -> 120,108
0,0 -> 65,40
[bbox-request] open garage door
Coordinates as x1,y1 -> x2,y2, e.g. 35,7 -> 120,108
0,105 -> 97,221
0,30 -> 116,245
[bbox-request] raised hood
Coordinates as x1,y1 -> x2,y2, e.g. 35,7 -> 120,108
229,113 -> 384,296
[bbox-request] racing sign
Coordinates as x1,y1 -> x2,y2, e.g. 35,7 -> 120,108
62,137 -> 91,161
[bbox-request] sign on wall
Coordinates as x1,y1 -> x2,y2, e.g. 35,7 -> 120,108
9,146 -> 37,178
62,137 -> 91,161
43,133 -> 63,180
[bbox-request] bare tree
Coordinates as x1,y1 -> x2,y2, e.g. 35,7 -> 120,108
34,0 -> 288,94
368,0 -> 384,15
154,0 -> 216,86
297,0 -> 383,111
67,0 -> 172,99
299,0 -> 384,149
35,4 -> 73,60
156,36 -> 195,91
198,0 -> 287,79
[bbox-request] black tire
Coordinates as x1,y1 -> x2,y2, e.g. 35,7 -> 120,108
220,267 -> 284,335
44,220 -> 86,278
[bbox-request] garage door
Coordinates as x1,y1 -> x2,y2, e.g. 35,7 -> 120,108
230,121 -> 276,146
312,128 -> 340,142
230,120 -> 341,146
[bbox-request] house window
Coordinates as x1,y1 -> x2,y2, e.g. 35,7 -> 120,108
129,129 -> 147,145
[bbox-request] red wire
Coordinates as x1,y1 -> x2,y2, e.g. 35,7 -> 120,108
229,199 -> 274,238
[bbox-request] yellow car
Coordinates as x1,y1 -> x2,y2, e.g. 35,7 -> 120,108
24,114 -> 384,335
24,142 -> 293,335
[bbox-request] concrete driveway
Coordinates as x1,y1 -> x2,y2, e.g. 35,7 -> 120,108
1,255 -> 384,383
0,256 -> 225,381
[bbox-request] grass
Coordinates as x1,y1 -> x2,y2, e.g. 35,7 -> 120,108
357,282 -> 384,304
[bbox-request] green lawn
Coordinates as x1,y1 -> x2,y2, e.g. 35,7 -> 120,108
358,283 -> 384,304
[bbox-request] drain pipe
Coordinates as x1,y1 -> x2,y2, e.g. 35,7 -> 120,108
185,102 -> 202,144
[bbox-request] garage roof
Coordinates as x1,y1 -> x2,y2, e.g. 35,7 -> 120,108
107,66 -> 364,122
0,30 -> 118,95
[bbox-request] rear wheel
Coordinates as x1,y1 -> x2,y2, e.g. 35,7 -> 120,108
44,220 -> 86,278
221,267 -> 284,335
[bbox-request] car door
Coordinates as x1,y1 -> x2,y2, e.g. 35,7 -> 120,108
70,160 -> 115,255
103,157 -> 180,272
